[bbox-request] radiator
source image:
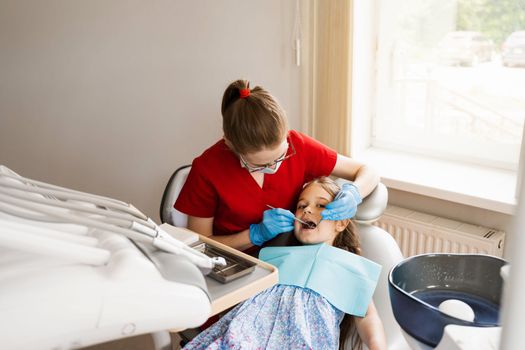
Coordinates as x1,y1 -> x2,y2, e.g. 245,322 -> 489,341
375,205 -> 506,258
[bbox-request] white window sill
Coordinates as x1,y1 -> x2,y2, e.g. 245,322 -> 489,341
359,148 -> 518,215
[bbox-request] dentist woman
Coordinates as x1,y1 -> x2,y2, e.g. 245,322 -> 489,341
175,79 -> 379,252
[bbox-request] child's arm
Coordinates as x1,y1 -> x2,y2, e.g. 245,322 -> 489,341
355,301 -> 387,350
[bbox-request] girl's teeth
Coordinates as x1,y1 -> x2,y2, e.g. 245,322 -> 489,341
302,221 -> 316,229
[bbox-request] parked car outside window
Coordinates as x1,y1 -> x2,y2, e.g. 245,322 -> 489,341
502,31 -> 525,67
436,31 -> 494,66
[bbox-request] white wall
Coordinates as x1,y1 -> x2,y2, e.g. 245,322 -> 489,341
0,0 -> 302,221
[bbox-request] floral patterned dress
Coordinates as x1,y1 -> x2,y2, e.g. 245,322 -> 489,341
183,284 -> 344,350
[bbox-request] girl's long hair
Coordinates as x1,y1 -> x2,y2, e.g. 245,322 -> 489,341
303,177 -> 363,350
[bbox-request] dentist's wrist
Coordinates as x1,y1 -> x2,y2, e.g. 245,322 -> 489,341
249,223 -> 263,246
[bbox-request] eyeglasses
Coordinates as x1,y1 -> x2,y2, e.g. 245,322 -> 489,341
239,140 -> 296,173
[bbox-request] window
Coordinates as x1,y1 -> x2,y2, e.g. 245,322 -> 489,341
348,0 -> 525,213
371,0 -> 525,170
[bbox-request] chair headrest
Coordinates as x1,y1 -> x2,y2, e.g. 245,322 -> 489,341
334,179 -> 388,224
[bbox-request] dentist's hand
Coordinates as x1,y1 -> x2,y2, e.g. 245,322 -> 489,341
321,182 -> 362,221
249,208 -> 295,246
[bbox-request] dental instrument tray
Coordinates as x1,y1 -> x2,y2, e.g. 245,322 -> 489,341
192,241 -> 256,283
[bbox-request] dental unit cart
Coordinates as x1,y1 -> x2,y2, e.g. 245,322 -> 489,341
0,165 -> 277,350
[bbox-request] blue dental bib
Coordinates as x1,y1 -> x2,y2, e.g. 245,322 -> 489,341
259,243 -> 381,317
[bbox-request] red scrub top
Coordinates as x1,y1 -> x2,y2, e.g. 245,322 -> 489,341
174,130 -> 337,236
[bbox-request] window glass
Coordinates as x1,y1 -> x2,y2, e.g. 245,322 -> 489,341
373,0 -> 525,170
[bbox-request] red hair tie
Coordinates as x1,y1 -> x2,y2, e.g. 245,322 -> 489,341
239,88 -> 250,99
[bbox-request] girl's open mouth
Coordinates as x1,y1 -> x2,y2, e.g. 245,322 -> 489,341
301,220 -> 317,230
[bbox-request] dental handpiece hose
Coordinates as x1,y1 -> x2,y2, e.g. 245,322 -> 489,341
0,178 -> 226,269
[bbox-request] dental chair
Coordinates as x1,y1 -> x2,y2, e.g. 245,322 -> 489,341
160,165 -> 409,350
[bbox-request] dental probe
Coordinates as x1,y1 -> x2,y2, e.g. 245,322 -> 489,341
266,205 -> 315,228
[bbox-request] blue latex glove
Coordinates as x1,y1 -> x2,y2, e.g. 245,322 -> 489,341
249,208 -> 295,246
321,182 -> 362,221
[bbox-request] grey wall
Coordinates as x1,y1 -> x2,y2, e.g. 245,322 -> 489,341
0,0 -> 302,221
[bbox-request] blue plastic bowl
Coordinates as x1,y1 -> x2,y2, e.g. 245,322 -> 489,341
388,253 -> 506,347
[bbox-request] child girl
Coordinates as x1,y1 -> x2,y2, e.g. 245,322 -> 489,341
182,177 -> 387,350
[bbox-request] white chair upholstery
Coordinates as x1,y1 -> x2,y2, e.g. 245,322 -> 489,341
353,182 -> 409,349
356,223 -> 408,350
160,166 -> 408,349
160,165 -> 191,227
